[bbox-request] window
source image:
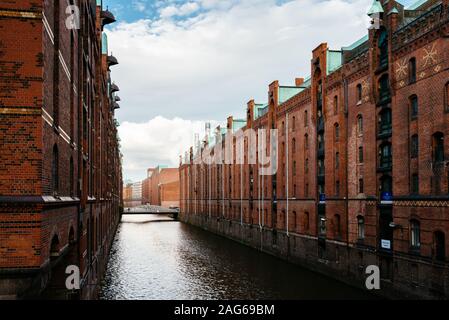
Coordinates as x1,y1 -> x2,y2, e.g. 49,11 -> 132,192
357,216 -> 365,240
357,115 -> 363,135
318,159 -> 324,176
292,116 -> 296,131
411,135 -> 419,159
319,216 -> 326,236
432,132 -> 444,163
293,161 -> 297,176
411,174 -> 419,194
378,108 -> 392,135
304,110 -> 308,127
434,231 -> 446,261
378,74 -> 390,103
356,84 -> 362,104
359,178 -> 364,194
305,183 -> 309,197
410,220 -> 421,249
334,214 -> 341,237
378,28 -> 388,68
293,184 -> 297,197
304,134 -> 309,150
335,181 -> 340,196
318,133 -> 324,150
409,58 -> 417,84
335,152 -> 340,169
304,212 -> 310,231
305,159 -> 309,173
410,95 -> 418,119
380,175 -> 393,194
52,144 -> 59,195
334,123 -> 340,141
359,147 -> 364,163
334,95 -> 338,114
292,138 -> 296,153
379,143 -> 392,169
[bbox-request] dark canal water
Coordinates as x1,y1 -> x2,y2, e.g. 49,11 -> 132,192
99,214 -> 374,300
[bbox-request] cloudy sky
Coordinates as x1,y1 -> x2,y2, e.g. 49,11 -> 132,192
103,0 -> 416,182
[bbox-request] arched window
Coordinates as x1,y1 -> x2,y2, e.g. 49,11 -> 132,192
409,58 -> 417,84
359,146 -> 364,163
378,28 -> 388,68
411,135 -> 419,159
410,219 -> 421,249
292,138 -> 296,153
434,231 -> 446,261
410,95 -> 418,119
304,211 -> 310,232
52,144 -> 59,195
432,132 -> 444,163
357,115 -> 363,135
304,110 -> 308,127
334,95 -> 338,114
379,142 -> 392,169
50,234 -> 60,258
359,178 -> 364,194
292,116 -> 296,131
334,123 -> 340,141
304,134 -> 309,150
356,84 -> 362,104
334,214 -> 341,237
357,216 -> 365,240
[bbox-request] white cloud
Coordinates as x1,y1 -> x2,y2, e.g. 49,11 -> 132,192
119,116 -> 219,181
106,0 -> 375,180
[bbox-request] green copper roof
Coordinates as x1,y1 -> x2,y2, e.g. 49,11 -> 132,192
102,33 -> 108,54
388,7 -> 399,15
96,0 -> 102,6
327,50 -> 342,75
367,0 -> 384,16
232,119 -> 246,133
255,103 -> 268,120
407,0 -> 428,10
342,34 -> 368,51
278,86 -> 304,104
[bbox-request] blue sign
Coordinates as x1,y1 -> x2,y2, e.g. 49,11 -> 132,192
381,192 -> 393,202
319,194 -> 326,203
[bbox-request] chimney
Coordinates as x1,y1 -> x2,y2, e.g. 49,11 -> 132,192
295,78 -> 304,87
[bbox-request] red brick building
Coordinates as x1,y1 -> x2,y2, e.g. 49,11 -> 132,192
180,0 -> 449,298
142,166 -> 180,208
0,0 -> 122,299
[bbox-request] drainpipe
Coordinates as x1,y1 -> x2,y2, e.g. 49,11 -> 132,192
286,112 -> 289,237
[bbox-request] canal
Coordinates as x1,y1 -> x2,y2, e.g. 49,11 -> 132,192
99,214 -> 374,300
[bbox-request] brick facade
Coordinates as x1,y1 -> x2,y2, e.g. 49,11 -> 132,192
0,0 -> 122,299
180,0 -> 449,299
141,166 -> 180,208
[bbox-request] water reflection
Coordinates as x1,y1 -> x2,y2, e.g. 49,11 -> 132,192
100,214 -> 374,300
